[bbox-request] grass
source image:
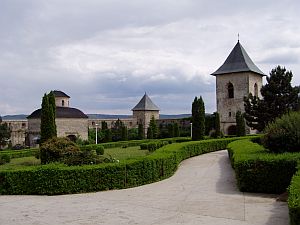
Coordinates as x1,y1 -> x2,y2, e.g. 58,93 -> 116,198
0,156 -> 41,170
104,146 -> 149,162
0,146 -> 148,169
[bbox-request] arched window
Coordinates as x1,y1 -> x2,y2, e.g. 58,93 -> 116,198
62,100 -> 65,107
228,82 -> 234,98
254,83 -> 258,97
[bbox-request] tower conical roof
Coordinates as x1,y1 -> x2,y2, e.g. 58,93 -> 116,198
132,93 -> 159,111
211,41 -> 265,76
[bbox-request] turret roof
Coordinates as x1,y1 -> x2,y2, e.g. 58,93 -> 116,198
132,93 -> 159,111
211,41 -> 265,76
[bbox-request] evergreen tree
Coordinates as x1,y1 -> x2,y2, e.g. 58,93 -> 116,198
40,94 -> 51,143
244,66 -> 299,131
48,91 -> 57,136
236,111 -> 246,136
40,92 -> 57,144
173,123 -> 180,137
167,123 -> 174,138
199,96 -> 205,139
111,119 -> 123,141
0,116 -> 11,148
101,121 -> 108,130
121,126 -> 128,141
138,123 -> 144,139
147,116 -> 158,139
192,96 -> 205,140
214,112 -> 221,137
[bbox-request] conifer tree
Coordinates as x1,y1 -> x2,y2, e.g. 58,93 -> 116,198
48,91 -> 57,136
147,116 -> 158,139
192,96 -> 205,140
0,116 -> 11,148
138,123 -> 144,139
173,123 -> 180,137
244,66 -> 300,131
40,94 -> 51,143
236,111 -> 246,136
214,112 -> 221,137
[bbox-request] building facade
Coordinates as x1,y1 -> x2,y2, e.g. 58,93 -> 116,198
211,41 -> 265,135
27,91 -> 88,147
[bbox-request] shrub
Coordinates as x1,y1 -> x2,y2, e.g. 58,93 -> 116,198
63,150 -> 104,166
0,154 -> 10,165
262,111 -> 300,153
228,139 -> 300,193
80,145 -> 104,155
40,137 -> 80,164
288,170 -> 300,225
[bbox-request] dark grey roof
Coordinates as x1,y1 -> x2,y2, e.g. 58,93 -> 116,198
211,41 -> 265,76
52,90 -> 70,98
132,93 -> 159,111
27,107 -> 88,119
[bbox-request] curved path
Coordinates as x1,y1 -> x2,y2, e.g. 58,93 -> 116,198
0,151 -> 288,225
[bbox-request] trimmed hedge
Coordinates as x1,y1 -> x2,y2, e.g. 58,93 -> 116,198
288,170 -> 300,225
0,148 -> 38,159
140,141 -> 169,152
228,139 -> 300,193
0,136 -> 254,195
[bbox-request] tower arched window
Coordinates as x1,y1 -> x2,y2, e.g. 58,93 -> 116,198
228,82 -> 234,98
62,100 -> 65,107
254,83 -> 258,97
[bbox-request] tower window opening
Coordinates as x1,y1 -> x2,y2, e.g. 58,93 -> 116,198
62,100 -> 65,107
228,82 -> 234,98
254,83 -> 258,97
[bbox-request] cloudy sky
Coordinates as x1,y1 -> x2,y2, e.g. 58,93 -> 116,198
1,0 -> 300,116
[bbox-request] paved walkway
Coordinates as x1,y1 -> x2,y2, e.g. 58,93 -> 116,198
0,151 -> 289,225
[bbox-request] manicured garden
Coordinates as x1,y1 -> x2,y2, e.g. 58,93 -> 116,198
0,136 -> 254,195
227,111 -> 300,225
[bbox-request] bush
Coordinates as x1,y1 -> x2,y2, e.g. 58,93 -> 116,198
228,139 -> 300,193
0,154 -> 10,165
0,136 -> 255,195
63,150 -> 104,166
40,137 -> 80,164
80,145 -> 104,155
288,170 -> 300,225
262,111 -> 300,153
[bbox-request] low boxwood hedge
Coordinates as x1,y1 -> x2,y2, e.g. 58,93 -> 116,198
288,170 -> 300,225
228,139 -> 300,193
0,148 -> 38,159
0,136 -> 255,195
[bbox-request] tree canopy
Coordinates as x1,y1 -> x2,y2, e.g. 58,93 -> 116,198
40,92 -> 57,144
0,116 -> 11,148
192,96 -> 205,140
244,66 -> 300,131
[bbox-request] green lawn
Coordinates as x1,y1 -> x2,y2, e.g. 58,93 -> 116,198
0,156 -> 41,170
0,146 -> 149,169
104,146 -> 149,162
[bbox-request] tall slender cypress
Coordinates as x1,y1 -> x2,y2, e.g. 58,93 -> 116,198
40,94 -> 51,143
192,96 -> 205,140
199,96 -> 205,140
236,111 -> 246,136
214,112 -> 221,137
48,91 -> 57,137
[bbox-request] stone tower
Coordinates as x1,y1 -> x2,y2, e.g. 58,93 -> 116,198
211,41 -> 265,135
132,93 -> 159,136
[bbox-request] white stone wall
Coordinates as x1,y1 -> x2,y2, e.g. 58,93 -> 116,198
216,72 -> 263,135
55,97 -> 70,107
3,120 -> 28,146
27,118 -> 88,147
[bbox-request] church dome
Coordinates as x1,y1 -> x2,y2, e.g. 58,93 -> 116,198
27,107 -> 88,119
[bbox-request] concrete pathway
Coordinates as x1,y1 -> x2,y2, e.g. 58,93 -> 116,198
0,151 -> 289,225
